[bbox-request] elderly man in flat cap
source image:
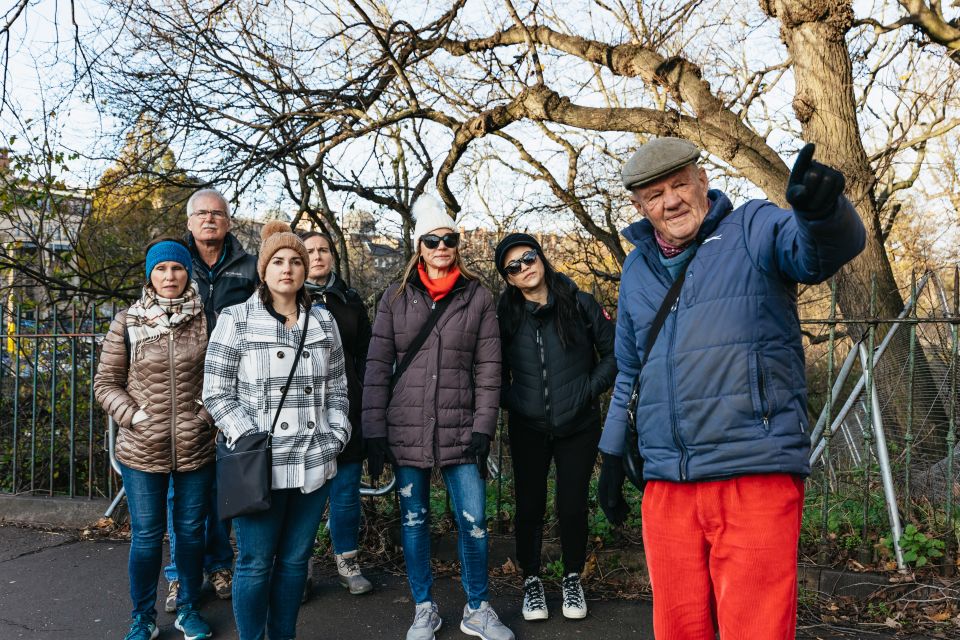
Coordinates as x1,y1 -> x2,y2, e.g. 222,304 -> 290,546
597,139 -> 866,639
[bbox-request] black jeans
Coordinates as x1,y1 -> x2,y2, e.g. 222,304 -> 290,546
508,422 -> 600,577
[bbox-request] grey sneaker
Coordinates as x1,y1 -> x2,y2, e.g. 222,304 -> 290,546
521,576 -> 548,621
336,551 -> 373,595
561,573 -> 587,619
164,580 -> 179,614
460,601 -> 515,640
406,601 -> 442,640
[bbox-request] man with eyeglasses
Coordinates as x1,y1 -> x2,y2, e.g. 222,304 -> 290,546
597,138 -> 865,639
162,187 -> 259,613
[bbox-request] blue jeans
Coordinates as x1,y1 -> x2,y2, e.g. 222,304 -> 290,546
232,485 -> 330,640
164,475 -> 234,582
395,464 -> 489,608
120,462 -> 214,620
327,461 -> 363,555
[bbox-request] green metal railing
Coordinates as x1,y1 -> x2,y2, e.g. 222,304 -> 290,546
0,302 -> 117,500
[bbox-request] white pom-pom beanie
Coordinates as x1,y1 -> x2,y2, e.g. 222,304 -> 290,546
412,195 -> 457,241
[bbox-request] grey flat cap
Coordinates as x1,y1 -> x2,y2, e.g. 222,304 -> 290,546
621,137 -> 702,190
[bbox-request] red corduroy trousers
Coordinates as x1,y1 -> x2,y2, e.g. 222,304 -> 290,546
641,474 -> 805,640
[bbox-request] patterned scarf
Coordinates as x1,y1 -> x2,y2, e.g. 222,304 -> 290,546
125,281 -> 203,361
654,230 -> 692,258
304,271 -> 337,304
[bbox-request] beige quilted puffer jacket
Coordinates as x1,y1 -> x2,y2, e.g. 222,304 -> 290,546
94,309 -> 215,473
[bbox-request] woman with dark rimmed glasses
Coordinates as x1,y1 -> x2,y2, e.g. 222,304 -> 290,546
362,195 -> 514,640
493,233 -> 617,623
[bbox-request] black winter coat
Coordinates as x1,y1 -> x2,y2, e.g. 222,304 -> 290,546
309,274 -> 372,464
187,232 -> 259,333
498,281 -> 617,437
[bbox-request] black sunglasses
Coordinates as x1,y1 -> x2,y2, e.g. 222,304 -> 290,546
420,233 -> 460,249
504,250 -> 538,275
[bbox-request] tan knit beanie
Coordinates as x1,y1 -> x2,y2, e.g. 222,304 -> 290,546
257,220 -> 310,279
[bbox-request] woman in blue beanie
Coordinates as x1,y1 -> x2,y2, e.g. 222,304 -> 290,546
95,237 -> 215,640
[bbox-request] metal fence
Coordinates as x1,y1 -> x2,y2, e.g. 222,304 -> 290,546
0,302 -> 118,500
2,270 -> 960,573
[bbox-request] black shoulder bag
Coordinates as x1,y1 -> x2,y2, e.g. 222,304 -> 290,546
216,310 -> 310,520
389,294 -> 454,396
623,271 -> 686,490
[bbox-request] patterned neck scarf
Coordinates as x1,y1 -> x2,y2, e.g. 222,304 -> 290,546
305,271 -> 336,295
654,230 -> 692,258
125,281 -> 203,361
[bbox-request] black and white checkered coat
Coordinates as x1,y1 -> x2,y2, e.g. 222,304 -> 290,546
203,293 -> 350,493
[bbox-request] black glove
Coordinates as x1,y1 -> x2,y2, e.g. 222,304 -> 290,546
785,143 -> 846,220
365,437 -> 395,482
597,453 -> 629,526
464,432 -> 491,480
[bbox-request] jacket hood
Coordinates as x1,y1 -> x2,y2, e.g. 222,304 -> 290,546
621,190 -> 734,250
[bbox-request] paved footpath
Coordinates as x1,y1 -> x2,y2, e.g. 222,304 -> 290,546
0,525 -> 915,640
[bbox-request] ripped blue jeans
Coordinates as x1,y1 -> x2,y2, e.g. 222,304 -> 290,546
395,463 -> 489,608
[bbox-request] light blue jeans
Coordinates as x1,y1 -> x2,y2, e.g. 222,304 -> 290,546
327,461 -> 363,554
395,463 -> 490,608
232,485 -> 330,640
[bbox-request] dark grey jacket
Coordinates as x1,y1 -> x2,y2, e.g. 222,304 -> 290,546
362,274 -> 501,469
186,232 -> 259,332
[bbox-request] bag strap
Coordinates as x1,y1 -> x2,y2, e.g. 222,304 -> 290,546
391,293 -> 454,389
269,309 -> 310,436
627,271 -> 687,428
640,270 -> 687,371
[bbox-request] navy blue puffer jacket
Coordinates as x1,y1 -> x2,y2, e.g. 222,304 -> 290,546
599,190 -> 865,482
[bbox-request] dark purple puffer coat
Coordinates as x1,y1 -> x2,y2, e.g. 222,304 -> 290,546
362,274 -> 501,468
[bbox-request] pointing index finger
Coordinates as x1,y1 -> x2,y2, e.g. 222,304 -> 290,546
790,143 -> 816,184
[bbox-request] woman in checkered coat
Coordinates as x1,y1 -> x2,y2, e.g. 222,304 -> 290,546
203,221 -> 350,640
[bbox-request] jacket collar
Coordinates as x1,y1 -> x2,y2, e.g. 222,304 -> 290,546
185,232 -> 250,274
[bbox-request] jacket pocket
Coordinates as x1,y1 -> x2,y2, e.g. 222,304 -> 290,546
748,351 -> 774,431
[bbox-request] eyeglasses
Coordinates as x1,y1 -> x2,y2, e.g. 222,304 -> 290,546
420,232 -> 460,249
190,209 -> 228,219
504,250 -> 538,275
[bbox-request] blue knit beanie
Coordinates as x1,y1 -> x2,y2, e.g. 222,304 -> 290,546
145,240 -> 193,281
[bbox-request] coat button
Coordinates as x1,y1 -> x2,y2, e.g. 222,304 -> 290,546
302,352 -> 310,359
304,386 -> 313,394
277,351 -> 285,359
307,421 -> 315,429
280,422 -> 289,430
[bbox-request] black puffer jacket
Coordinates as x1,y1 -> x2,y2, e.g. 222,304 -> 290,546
187,232 -> 259,333
498,281 -> 616,437
309,274 -> 372,464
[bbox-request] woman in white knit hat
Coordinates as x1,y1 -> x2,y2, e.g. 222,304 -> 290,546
363,196 -> 514,640
203,221 -> 350,639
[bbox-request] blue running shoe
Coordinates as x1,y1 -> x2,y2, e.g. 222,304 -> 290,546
123,615 -> 158,640
175,604 -> 213,640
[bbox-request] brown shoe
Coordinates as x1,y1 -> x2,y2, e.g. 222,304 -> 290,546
164,580 -> 179,613
208,568 -> 232,600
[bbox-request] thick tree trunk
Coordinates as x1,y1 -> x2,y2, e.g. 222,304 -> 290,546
765,0 -> 950,457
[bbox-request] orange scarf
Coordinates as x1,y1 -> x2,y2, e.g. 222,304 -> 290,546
418,262 -> 461,301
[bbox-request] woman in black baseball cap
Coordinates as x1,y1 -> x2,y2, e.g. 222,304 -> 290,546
493,233 -> 617,624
